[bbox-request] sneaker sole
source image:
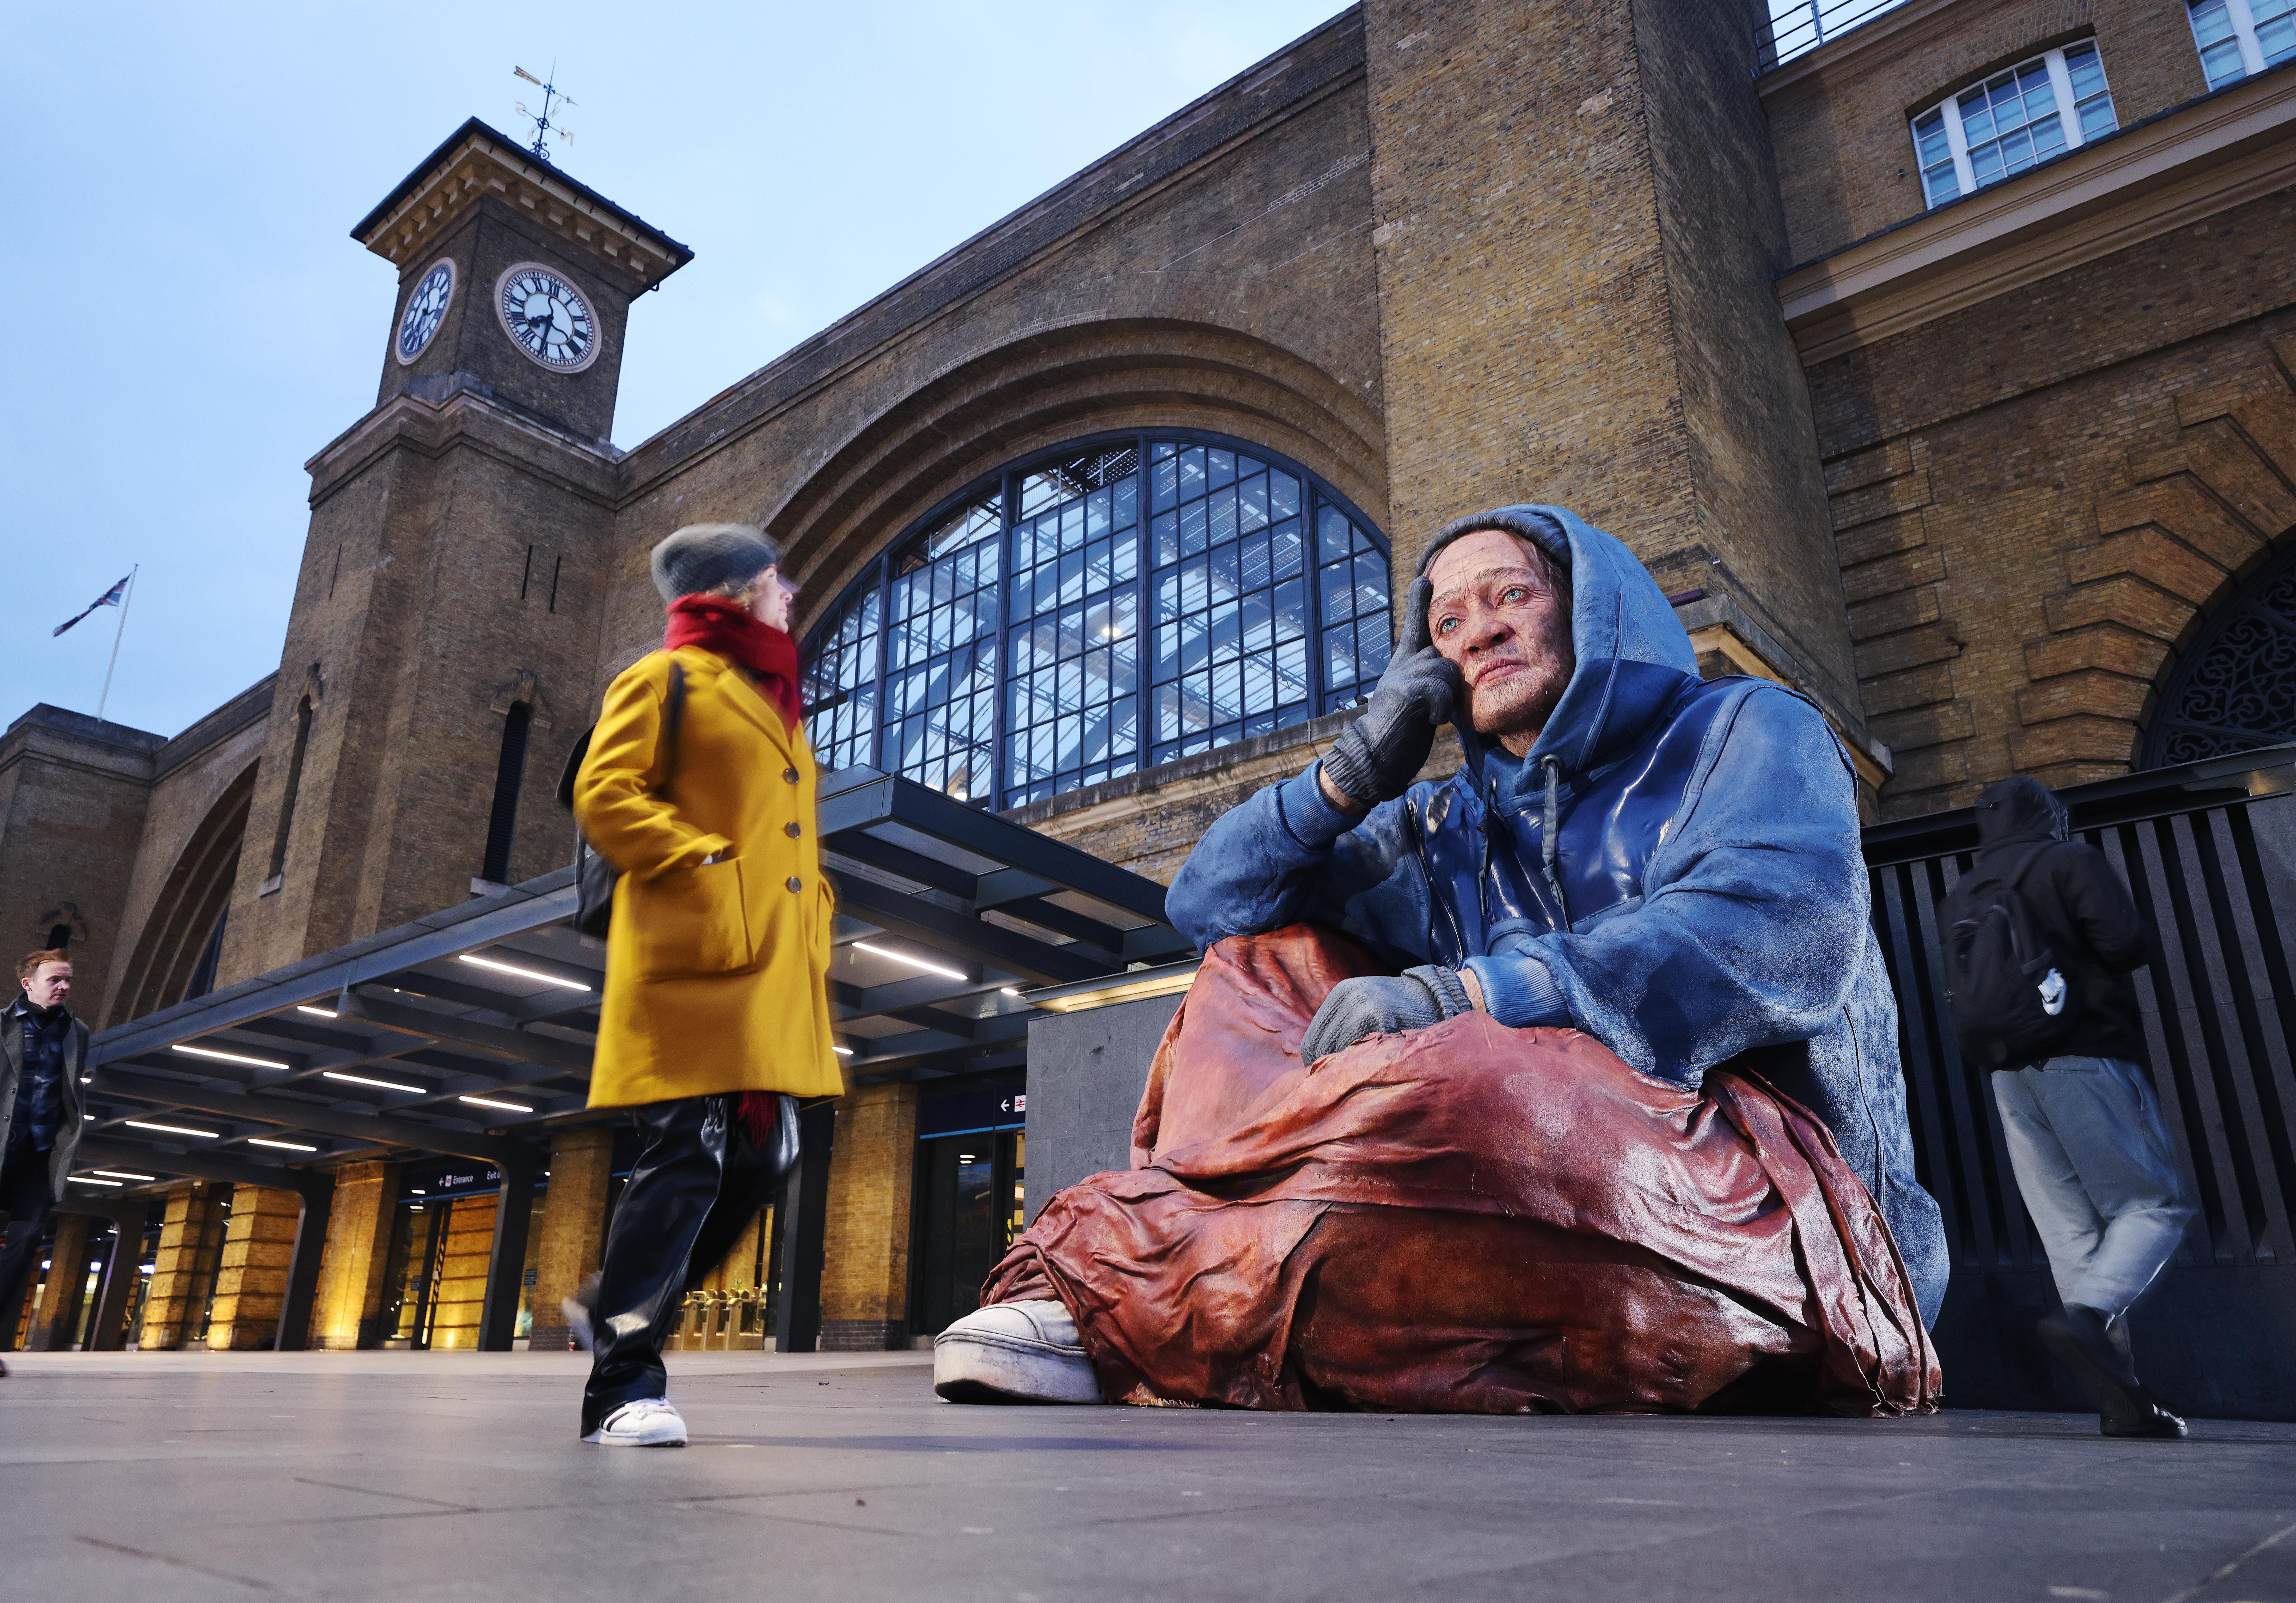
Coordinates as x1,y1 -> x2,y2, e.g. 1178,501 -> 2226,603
933,1332 -> 1103,1405
580,1428 -> 688,1447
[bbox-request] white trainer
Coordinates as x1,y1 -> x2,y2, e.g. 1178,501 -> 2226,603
934,1299 -> 1104,1405
582,1398 -> 688,1447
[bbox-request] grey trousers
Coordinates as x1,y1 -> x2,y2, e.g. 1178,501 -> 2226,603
1992,1056 -> 2196,1317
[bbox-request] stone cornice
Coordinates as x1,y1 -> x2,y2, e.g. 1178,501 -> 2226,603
152,676 -> 274,781
305,383 -> 621,510
352,118 -> 692,289
1776,64 -> 2296,365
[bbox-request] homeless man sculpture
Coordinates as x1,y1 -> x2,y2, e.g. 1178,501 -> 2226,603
933,505 -> 1948,1415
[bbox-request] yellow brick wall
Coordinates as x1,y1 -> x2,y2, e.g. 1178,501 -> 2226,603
426,1193 -> 498,1350
818,1083 -> 919,1349
526,1127 -> 613,1349
311,1161 -> 396,1350
138,1183 -> 226,1349
205,1185 -> 302,1351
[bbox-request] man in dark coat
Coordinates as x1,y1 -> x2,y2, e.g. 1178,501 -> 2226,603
1,949 -> 89,1366
1949,776 -> 2193,1439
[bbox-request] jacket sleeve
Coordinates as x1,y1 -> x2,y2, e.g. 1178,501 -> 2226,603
2053,842 -> 2152,974
1166,758 -> 1431,961
1462,687 -> 1869,1084
572,664 -> 732,880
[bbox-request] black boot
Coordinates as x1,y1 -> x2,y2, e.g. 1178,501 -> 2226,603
2037,1304 -> 2186,1439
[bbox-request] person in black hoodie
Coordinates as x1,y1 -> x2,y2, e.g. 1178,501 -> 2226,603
1,949 -> 88,1372
1950,776 -> 2194,1439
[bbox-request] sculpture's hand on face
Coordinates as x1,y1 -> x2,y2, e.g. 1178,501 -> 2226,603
1300,965 -> 1476,1063
1319,577 -> 1465,811
1426,530 -> 1575,758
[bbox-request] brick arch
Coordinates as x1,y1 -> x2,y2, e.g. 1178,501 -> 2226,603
109,761 -> 257,1025
2017,341 -> 2296,786
762,317 -> 1386,635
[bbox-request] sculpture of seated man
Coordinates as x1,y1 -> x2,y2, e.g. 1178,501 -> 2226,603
934,505 -> 1948,1414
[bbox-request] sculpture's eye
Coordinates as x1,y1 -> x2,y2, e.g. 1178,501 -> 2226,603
1501,585 -> 1529,605
1436,613 -> 1460,636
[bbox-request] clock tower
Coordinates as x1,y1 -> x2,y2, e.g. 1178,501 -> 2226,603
354,119 -> 691,442
216,125 -> 690,980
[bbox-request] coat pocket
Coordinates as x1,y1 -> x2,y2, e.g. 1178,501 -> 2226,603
634,858 -> 755,978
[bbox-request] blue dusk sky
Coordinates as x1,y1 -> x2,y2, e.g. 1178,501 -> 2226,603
0,1 -> 1350,739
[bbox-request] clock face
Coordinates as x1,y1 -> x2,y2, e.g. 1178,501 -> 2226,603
394,259 -> 455,364
496,263 -> 600,372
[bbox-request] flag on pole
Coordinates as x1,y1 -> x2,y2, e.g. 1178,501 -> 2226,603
53,575 -> 132,637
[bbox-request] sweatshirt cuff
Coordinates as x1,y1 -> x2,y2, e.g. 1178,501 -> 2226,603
1463,953 -> 1573,1030
1277,762 -> 1361,850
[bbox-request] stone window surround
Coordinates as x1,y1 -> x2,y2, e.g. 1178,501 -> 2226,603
1778,58 -> 2296,364
1908,41 -> 2119,209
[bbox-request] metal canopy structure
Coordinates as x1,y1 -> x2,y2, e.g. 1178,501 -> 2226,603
73,762 -> 1184,1187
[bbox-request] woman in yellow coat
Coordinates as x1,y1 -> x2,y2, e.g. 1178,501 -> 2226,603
569,522 -> 844,1447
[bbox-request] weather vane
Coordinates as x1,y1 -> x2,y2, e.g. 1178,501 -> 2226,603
513,64 -> 575,164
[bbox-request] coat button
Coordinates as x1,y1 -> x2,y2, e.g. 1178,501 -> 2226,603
786,876 -> 804,893
784,821 -> 802,838
783,767 -> 800,783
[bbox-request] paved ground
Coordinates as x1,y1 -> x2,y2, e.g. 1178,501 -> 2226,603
5,1350 -> 2294,1603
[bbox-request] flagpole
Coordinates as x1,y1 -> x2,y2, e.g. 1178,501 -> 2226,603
95,566 -> 138,723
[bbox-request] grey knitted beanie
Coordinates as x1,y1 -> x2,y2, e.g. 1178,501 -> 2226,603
649,523 -> 784,603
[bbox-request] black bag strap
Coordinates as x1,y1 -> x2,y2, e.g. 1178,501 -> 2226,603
558,659 -> 687,811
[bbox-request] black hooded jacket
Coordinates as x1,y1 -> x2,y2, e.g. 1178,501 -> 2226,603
1961,775 -> 2152,1066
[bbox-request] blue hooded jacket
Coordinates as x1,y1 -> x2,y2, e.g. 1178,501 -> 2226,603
1167,505 -> 1949,1325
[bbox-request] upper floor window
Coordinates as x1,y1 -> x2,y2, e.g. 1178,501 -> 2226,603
2189,0 -> 2296,89
801,432 -> 1393,811
1910,42 -> 2118,209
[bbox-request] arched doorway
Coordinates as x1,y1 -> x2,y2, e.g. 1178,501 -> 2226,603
2142,541 -> 2296,768
110,763 -> 257,1023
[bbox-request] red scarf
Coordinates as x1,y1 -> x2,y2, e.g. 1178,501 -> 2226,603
664,594 -> 804,731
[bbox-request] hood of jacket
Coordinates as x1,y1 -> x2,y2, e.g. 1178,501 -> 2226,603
1972,774 -> 2069,852
1416,505 -> 1700,792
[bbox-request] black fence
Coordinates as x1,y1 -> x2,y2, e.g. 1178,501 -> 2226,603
1755,0 -> 1909,73
1866,745 -> 2296,1418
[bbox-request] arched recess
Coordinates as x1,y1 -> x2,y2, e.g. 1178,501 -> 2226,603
764,317 -> 1387,635
2142,535 -> 2296,767
110,762 -> 257,1025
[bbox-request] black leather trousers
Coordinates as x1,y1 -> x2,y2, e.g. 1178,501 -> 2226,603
581,1093 -> 796,1435
0,1146 -> 53,1351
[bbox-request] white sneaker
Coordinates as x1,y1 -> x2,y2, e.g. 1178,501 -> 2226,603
582,1398 -> 688,1447
934,1300 -> 1104,1405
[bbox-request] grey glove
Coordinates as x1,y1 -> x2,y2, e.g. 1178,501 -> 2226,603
1301,965 -> 1475,1063
1320,577 -> 1463,811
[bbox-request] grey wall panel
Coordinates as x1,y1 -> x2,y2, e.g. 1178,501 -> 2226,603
1023,994 -> 1184,1220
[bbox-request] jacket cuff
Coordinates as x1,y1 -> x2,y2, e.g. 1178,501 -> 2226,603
1277,762 -> 1361,850
1463,953 -> 1573,1030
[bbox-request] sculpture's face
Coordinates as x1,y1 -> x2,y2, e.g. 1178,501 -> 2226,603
1426,530 -> 1575,749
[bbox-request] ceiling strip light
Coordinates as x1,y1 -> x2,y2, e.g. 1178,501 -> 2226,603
125,1120 -> 219,1139
248,1137 -> 319,1152
323,1070 -> 426,1094
457,954 -> 592,991
172,1043 -> 290,1071
458,1094 -> 532,1113
852,941 -> 968,982
93,1169 -> 157,1181
71,1175 -> 126,1187
833,1045 -> 855,1057
296,1005 -> 339,1018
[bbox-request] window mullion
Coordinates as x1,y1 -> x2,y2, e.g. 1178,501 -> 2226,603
2228,0 -> 2271,72
1941,95 -> 1977,198
866,555 -> 893,775
992,473 -> 1016,809
2042,49 -> 2085,149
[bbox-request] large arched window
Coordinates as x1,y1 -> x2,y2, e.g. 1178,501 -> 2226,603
2143,541 -> 2296,767
803,432 -> 1392,809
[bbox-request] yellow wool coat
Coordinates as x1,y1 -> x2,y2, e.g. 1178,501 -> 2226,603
573,646 -> 845,1109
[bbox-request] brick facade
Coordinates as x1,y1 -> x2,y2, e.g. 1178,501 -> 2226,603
21,0 -> 2293,1338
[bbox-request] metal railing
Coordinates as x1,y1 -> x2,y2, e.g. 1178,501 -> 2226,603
1864,746 -> 2296,1415
1758,0 -> 1913,72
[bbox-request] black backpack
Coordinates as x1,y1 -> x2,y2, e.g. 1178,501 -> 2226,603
1940,843 -> 2080,1068
555,663 -> 684,940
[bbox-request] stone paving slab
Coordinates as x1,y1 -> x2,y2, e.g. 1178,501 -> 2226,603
3,1350 -> 2293,1602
